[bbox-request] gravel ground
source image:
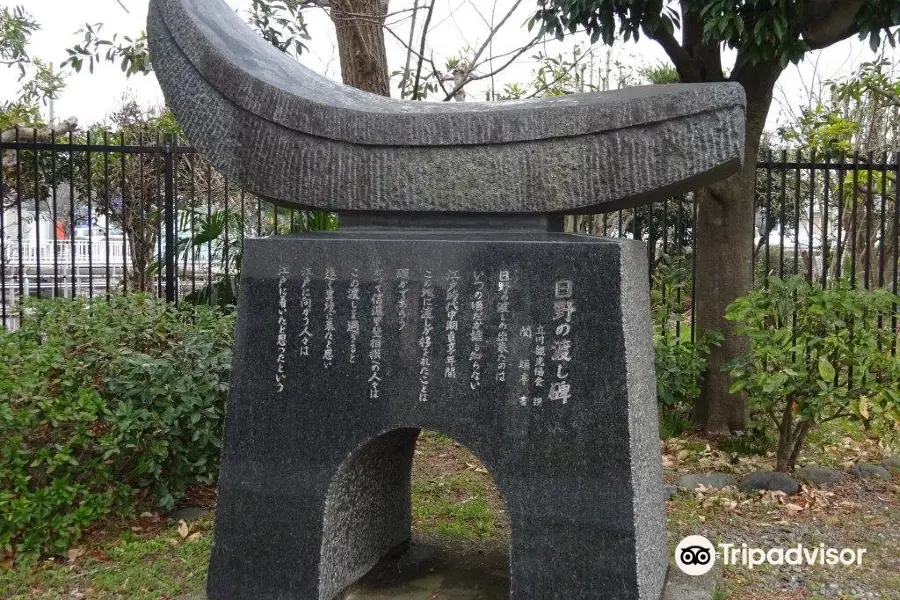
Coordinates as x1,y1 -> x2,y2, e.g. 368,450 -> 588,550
663,435 -> 900,600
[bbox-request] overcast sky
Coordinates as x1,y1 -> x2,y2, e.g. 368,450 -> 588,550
3,0 -> 891,134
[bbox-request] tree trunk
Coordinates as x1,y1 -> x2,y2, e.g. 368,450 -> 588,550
694,62 -> 782,434
330,0 -> 391,97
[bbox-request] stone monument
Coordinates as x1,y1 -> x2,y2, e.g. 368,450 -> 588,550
148,0 -> 746,598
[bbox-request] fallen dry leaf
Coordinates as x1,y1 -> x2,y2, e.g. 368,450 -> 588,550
66,548 -> 85,563
177,520 -> 189,539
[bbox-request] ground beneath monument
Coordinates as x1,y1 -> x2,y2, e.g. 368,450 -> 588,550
345,536 -> 509,600
1,426 -> 898,599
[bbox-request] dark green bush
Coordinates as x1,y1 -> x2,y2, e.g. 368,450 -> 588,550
726,276 -> 900,472
0,295 -> 234,556
654,332 -> 717,410
650,253 -> 718,426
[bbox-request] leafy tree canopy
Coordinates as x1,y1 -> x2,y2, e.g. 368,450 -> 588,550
531,1 -> 900,81
62,0 -> 311,77
0,4 -> 64,106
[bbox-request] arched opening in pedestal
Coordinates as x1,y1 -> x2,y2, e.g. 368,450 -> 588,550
319,428 -> 511,600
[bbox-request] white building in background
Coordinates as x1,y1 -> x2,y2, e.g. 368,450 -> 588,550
1,189 -> 219,331
1,189 -> 128,329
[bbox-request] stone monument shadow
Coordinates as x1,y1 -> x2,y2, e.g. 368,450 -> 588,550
328,427 -> 512,600
319,426 -> 513,600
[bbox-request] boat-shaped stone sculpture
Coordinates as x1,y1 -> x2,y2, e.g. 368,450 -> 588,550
148,0 -> 744,214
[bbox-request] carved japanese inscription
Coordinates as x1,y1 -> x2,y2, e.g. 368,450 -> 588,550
260,235 -> 598,409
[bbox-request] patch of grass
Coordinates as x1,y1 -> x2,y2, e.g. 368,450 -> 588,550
415,429 -> 456,453
0,516 -> 213,600
716,427 -> 771,458
666,493 -> 706,531
659,408 -> 696,439
412,472 -> 498,539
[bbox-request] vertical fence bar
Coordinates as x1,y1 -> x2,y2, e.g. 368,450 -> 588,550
1,135 -> 6,327
661,198 -> 669,340
647,201 -> 655,281
892,152 -> 899,356
878,152 -> 888,290
120,132 -> 128,294
104,131 -> 112,297
190,154 -> 197,296
752,157 -> 758,285
850,152 -> 860,287
51,132 -> 59,297
836,152 -> 846,280
807,149 -> 816,282
821,152 -> 830,287
86,131 -> 94,299
224,173 -> 230,290
173,136 -> 181,302
764,149 -> 772,286
674,196 -> 683,341
240,188 -> 246,276
32,128 -> 41,300
69,132 -> 76,299
256,192 -> 262,237
172,133 -> 187,305
690,193 -> 698,343
155,132 -> 163,298
779,150 -> 787,278
164,133 -> 177,303
15,129 -> 24,300
864,152 -> 874,289
876,152 -> 889,343
206,163 -> 212,288
793,149 -> 802,277
138,132 -> 146,293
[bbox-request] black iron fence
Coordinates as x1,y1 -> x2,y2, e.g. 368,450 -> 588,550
2,133 -> 898,333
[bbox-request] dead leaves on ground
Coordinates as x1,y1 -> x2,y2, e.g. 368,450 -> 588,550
662,437 -> 771,476
683,483 -> 845,523
166,520 -> 203,547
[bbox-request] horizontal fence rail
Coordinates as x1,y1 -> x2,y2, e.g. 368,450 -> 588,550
1,134 -> 898,339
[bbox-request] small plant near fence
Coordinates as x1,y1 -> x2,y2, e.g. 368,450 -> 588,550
651,254 -> 719,437
725,276 -> 900,472
0,295 -> 234,557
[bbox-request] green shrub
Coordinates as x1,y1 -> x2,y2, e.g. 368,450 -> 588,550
0,294 -> 234,556
654,332 -> 717,410
651,252 -> 718,432
726,276 -> 900,472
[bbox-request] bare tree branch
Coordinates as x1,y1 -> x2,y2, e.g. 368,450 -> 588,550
457,33 -> 543,95
400,0 -> 420,99
523,42 -> 593,99
440,0 -> 523,101
381,22 -> 450,97
411,0 -> 436,100
865,83 -> 900,108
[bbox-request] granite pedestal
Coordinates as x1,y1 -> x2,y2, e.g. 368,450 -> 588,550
207,231 -> 666,600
